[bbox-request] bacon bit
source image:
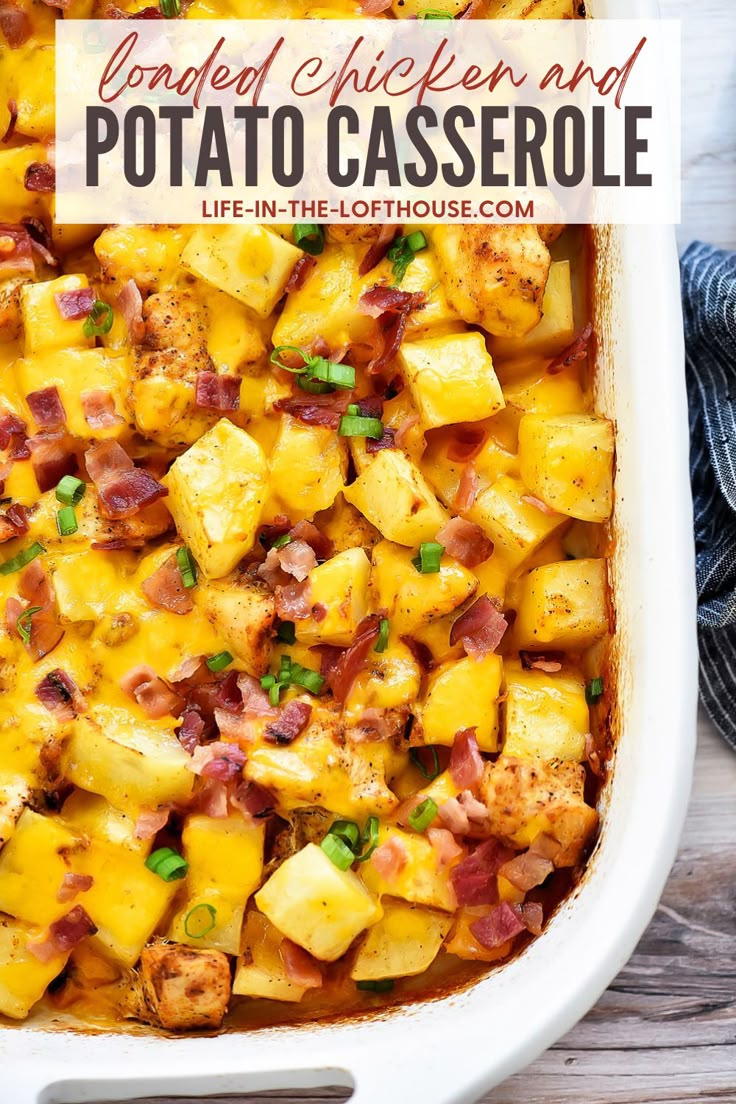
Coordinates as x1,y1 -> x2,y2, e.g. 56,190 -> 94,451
24,162 -> 55,193
358,286 -> 425,320
81,389 -> 124,431
451,838 -> 515,906
276,539 -> 317,582
115,278 -> 144,344
28,432 -> 75,492
4,503 -> 28,536
498,851 -> 554,893
358,224 -> 400,277
141,554 -> 194,616
449,727 -> 484,791
18,602 -> 63,662
0,410 -> 27,450
324,614 -> 382,703
0,517 -> 17,543
447,425 -> 486,463
454,463 -> 479,511
134,805 -> 170,840
54,287 -> 95,321
56,873 -> 93,903
120,664 -> 183,720
547,322 -> 593,375
85,440 -> 166,520
399,634 -> 434,671
520,900 -> 544,936
519,651 -> 563,674
216,669 -> 243,713
194,371 -> 241,412
26,386 -> 66,431
371,836 -> 407,880
19,558 -> 53,606
394,793 -> 424,829
231,779 -> 276,821
107,3 -> 164,16
22,216 -> 56,267
521,493 -> 557,516
238,673 -> 279,718
0,6 -> 30,48
35,669 -> 85,719
585,731 -> 602,776
0,223 -> 33,277
197,778 -> 229,818
171,655 -> 207,684
312,604 -> 327,623
428,826 -> 464,868
437,517 -> 492,569
256,547 -> 285,589
450,596 -> 508,658
265,700 -> 312,745
285,254 -> 316,293
274,390 -> 352,430
470,902 -> 525,950
281,939 -> 323,988
187,742 -> 246,781
176,708 -> 205,754
394,413 -> 419,448
274,578 -> 312,620
530,832 -> 562,863
354,706 -> 392,742
28,906 -> 97,962
287,520 -> 334,562
359,0 -> 392,11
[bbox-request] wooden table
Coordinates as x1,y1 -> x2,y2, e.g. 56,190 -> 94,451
152,3 -> 736,1101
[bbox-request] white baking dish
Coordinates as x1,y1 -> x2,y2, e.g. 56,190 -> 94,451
2,5 -> 696,1102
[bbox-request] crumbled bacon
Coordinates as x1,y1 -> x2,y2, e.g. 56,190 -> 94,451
2,503 -> 28,537
28,432 -> 75,492
194,371 -> 241,412
521,493 -> 556,516
428,827 -> 464,868
399,634 -> 434,671
323,614 -> 382,703
0,6 -> 30,48
141,554 -> 193,616
498,850 -> 554,893
106,3 -> 164,16
24,162 -> 55,193
134,805 -> 170,840
358,286 -> 425,320
231,780 -> 276,821
520,651 -> 563,674
54,287 -> 95,321
520,900 -> 544,936
287,520 -> 334,562
281,939 -> 323,988
35,669 -> 85,719
0,224 -> 33,277
120,664 -> 183,719
176,708 -> 206,754
28,906 -> 97,962
26,387 -> 66,430
394,413 -> 419,448
547,322 -> 593,375
14,560 -> 64,661
265,700 -> 312,745
85,440 -> 166,519
56,873 -> 93,903
454,463 -> 479,511
115,279 -> 144,344
187,742 -> 246,781
470,902 -> 525,949
276,539 -> 317,582
370,836 -> 407,880
450,838 -> 515,906
0,410 -> 27,451
284,254 -> 316,292
437,517 -> 493,568
197,778 -> 229,818
358,224 -> 400,277
22,217 -> 57,267
81,389 -> 124,431
238,673 -> 279,718
274,391 -> 352,429
449,727 -> 484,791
450,596 -> 508,658
274,578 -> 312,620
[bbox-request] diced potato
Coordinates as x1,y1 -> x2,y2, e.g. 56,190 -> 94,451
501,365 -> 587,433
410,613 -> 465,666
135,943 -> 231,1030
268,416 -> 347,523
61,791 -> 150,856
514,558 -> 610,651
195,574 -> 274,677
433,225 -> 550,337
344,450 -> 448,547
415,654 -> 504,752
95,225 -> 190,293
64,705 -> 195,812
294,547 -> 370,647
15,348 -> 130,440
350,903 -> 452,981
422,426 -> 516,511
233,911 -> 310,1003
0,915 -> 69,1020
370,540 -> 477,636
20,274 -> 94,355
271,245 -> 376,351
482,757 -> 598,865
315,494 -> 382,555
0,44 -> 54,140
0,809 -> 80,926
345,637 -> 422,714
502,660 -> 589,762
518,414 -> 615,523
490,260 -> 575,360
399,332 -> 505,429
488,0 -> 574,16
369,247 -> 460,338
418,769 -> 460,808
164,419 -> 268,580
180,226 -> 302,318
168,814 -> 265,955
468,475 -> 567,570
256,843 -> 383,962
361,827 -> 456,912
0,144 -> 51,223
0,774 -> 29,849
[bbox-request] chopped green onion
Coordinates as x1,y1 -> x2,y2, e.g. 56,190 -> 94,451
270,344 -> 354,392
418,8 -> 454,18
261,674 -> 276,690
0,541 -> 45,577
309,359 -> 355,389
293,223 -> 325,256
82,300 -> 114,338
159,0 -> 180,15
56,506 -> 78,537
329,819 -> 361,853
206,651 -> 233,673
408,797 -> 438,833
374,618 -> 390,654
279,654 -> 292,677
55,474 -> 85,507
269,683 -> 285,707
387,231 -> 428,285
586,676 -> 604,704
184,902 -> 217,938
297,375 -> 334,394
412,542 -> 444,574
347,403 -> 360,416
409,746 -> 441,781
16,605 -> 42,645
270,345 -> 311,373
338,414 -> 385,439
277,621 -> 296,645
176,546 -> 198,589
145,847 -> 188,882
356,978 -> 394,992
321,832 -> 355,871
289,662 -> 325,695
272,533 -> 292,550
355,816 -> 379,864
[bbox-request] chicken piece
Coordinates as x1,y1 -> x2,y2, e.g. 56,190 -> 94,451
132,943 -> 231,1031
141,289 -> 210,361
433,225 -> 551,337
482,756 -> 598,866
538,224 -> 565,245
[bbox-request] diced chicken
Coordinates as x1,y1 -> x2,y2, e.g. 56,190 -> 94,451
133,943 -> 231,1031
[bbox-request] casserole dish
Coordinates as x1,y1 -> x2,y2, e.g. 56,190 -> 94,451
1,1 -> 697,1101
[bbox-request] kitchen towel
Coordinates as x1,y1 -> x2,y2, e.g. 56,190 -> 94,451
682,241 -> 736,750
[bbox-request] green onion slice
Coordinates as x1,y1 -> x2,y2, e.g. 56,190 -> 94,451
83,300 -> 114,338
321,832 -> 355,871
412,541 -> 444,574
159,0 -> 181,16
16,605 -> 42,645
297,375 -> 334,395
374,618 -> 390,654
145,847 -> 188,882
279,654 -> 292,677
176,546 -> 198,589
289,662 -> 325,695
293,223 -> 325,256
329,819 -> 361,853
271,533 -> 292,550
55,474 -> 86,507
0,541 -> 45,577
356,978 -> 395,992
206,650 -> 233,673
586,676 -> 604,705
410,746 -> 441,781
355,816 -> 380,864
387,231 -> 429,285
276,621 -> 296,645
418,8 -> 454,18
309,359 -> 355,389
269,683 -> 283,707
56,506 -> 78,537
271,344 -> 355,393
408,797 -> 438,833
338,414 -> 385,439
261,674 -> 276,690
184,902 -> 217,939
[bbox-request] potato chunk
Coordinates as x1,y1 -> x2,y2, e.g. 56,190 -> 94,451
268,416 -> 347,523
271,245 -> 375,351
399,331 -> 505,429
136,943 -> 231,1031
490,260 -> 575,360
15,348 -> 130,441
514,558 -> 610,650
20,273 -> 94,355
233,911 -> 311,1003
468,475 -> 566,570
0,809 -> 79,926
0,915 -> 70,1020
415,654 -> 503,752
518,413 -> 615,522
350,903 -> 452,981
0,774 -> 29,848
361,827 -> 456,912
502,660 -> 589,762
294,547 -> 370,646
433,225 -> 551,337
344,451 -> 447,547
181,226 -> 302,318
256,843 -> 383,962
95,225 -> 189,293
195,573 -> 274,677
164,419 -> 268,580
370,539 -> 477,635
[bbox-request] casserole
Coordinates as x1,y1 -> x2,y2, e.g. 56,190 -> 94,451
1,2 -> 697,1103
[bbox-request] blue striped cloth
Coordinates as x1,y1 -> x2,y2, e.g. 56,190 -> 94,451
682,241 -> 736,750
